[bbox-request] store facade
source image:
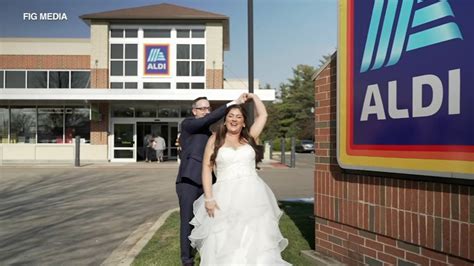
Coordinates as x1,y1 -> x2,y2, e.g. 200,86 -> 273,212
0,3 -> 274,163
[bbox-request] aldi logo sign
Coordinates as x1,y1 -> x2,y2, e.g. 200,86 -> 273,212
360,0 -> 463,73
144,44 -> 169,75
338,0 -> 474,179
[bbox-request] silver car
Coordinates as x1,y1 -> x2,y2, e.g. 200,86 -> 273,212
296,139 -> 314,153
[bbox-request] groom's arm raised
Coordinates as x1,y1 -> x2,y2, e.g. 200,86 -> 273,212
182,93 -> 248,134
181,105 -> 226,134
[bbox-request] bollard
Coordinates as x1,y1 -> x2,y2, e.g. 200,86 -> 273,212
290,137 -> 296,168
269,140 -> 273,160
280,137 -> 285,165
75,135 -> 80,167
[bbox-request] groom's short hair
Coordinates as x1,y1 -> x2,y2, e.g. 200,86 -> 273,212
192,97 -> 208,108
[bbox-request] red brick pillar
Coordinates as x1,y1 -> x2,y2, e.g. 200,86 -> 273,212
206,69 -> 223,89
313,55 -> 474,265
91,68 -> 108,88
90,103 -> 109,145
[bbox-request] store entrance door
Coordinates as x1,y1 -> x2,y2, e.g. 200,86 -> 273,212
112,123 -> 136,162
137,122 -> 179,161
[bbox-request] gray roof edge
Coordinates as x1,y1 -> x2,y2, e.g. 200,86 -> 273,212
311,51 -> 337,81
79,3 -> 228,20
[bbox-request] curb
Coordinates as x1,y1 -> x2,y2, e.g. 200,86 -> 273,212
300,250 -> 346,265
101,207 -> 179,266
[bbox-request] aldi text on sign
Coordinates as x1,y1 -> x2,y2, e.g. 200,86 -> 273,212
338,0 -> 474,179
144,44 -> 169,76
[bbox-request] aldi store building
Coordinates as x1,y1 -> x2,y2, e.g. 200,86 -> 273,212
0,3 -> 274,163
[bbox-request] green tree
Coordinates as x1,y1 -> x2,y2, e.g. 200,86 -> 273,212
262,52 -> 334,142
318,53 -> 333,68
262,64 -> 316,141
280,64 -> 316,139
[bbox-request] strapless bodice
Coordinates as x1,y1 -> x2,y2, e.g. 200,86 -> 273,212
215,144 -> 257,182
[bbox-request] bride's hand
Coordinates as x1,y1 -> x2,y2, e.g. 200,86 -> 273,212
205,200 -> 220,218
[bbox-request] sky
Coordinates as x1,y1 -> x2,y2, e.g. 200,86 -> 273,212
0,0 -> 337,89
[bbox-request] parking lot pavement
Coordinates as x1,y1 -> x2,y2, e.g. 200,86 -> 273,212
0,167 -> 179,265
0,154 -> 314,265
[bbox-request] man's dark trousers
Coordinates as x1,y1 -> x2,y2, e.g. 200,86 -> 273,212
176,181 -> 203,265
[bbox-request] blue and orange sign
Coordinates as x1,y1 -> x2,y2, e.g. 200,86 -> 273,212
338,0 -> 473,179
144,44 -> 169,76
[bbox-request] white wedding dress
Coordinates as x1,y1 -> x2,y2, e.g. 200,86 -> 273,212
189,144 -> 291,265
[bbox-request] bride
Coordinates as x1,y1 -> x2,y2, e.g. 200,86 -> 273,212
189,93 -> 291,265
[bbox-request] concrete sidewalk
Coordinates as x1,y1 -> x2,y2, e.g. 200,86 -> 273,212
0,158 -> 287,169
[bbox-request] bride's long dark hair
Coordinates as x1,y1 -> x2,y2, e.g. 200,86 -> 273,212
210,105 -> 263,168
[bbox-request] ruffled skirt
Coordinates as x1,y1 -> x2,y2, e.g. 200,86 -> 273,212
189,174 -> 291,265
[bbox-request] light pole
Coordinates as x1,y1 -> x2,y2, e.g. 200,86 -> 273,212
247,0 -> 254,126
311,107 -> 315,144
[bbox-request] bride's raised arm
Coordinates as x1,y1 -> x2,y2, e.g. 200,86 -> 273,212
248,93 -> 268,139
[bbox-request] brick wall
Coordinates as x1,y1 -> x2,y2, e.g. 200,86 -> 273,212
90,103 -> 109,145
206,69 -> 223,89
91,68 -> 108,88
314,55 -> 474,265
0,55 -> 90,69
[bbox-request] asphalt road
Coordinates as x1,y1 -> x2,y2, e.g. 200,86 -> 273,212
0,154 -> 315,265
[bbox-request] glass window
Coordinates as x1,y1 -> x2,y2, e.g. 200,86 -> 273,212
181,107 -> 192,117
112,106 -> 134,117
143,82 -> 171,89
135,106 -> 157,117
177,62 -> 190,76
177,45 -> 190,59
0,107 -> 8,144
192,45 -> 205,59
191,83 -> 205,89
125,29 -> 138,38
144,29 -> 171,38
37,107 -> 64,143
111,82 -> 123,89
27,71 -> 47,88
10,107 -> 36,143
114,150 -> 133,158
114,123 -> 134,148
0,71 -> 4,88
125,44 -> 137,59
125,82 -> 137,89
111,61 -> 123,76
158,107 -> 180,117
111,29 -> 123,38
65,106 -> 90,144
111,44 -> 123,59
192,62 -> 205,76
177,82 -> 190,89
192,29 -> 205,38
71,71 -> 90,88
176,44 -> 205,77
5,71 -> 26,88
177,30 -> 190,38
125,61 -> 137,76
49,71 -> 69,88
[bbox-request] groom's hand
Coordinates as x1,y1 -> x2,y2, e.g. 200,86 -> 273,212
235,93 -> 248,105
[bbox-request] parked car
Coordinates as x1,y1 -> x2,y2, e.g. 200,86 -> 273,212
296,139 -> 314,153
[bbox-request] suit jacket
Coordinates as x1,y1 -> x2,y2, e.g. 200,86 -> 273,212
176,105 -> 227,185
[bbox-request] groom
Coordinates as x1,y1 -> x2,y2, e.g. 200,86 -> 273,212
176,94 -> 247,266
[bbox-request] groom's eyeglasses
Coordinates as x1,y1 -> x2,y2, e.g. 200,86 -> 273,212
194,106 -> 212,111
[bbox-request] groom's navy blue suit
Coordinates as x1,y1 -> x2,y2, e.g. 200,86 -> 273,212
176,104 -> 227,265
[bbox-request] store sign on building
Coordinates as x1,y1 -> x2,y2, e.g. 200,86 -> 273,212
338,0 -> 473,179
144,44 -> 169,75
